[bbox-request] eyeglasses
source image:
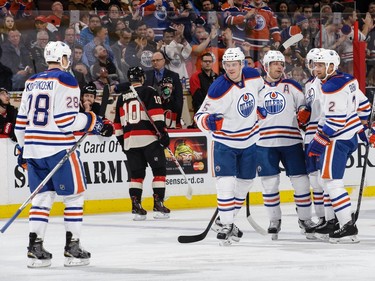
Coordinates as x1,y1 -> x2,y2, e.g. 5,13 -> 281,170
202,60 -> 213,63
152,58 -> 164,63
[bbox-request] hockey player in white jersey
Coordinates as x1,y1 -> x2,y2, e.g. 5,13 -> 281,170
194,47 -> 266,245
306,49 -> 370,243
14,41 -> 108,268
297,48 -> 326,229
257,50 -> 316,240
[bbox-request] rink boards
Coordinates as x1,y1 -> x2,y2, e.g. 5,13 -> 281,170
1,130 -> 375,218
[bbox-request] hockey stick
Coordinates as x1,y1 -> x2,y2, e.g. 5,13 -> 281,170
129,85 -> 193,200
177,208 -> 218,243
0,84 -> 111,233
354,98 -> 375,222
354,145 -> 369,222
246,193 -> 267,235
278,33 -> 303,53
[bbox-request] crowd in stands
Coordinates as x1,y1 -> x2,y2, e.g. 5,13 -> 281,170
0,0 -> 374,130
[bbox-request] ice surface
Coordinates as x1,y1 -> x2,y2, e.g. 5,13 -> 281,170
1,199 -> 375,281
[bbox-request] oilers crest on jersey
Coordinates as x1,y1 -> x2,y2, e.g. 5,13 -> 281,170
264,91 -> 285,114
237,92 -> 255,117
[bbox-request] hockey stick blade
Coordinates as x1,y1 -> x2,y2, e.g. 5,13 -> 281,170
166,147 -> 193,200
246,193 -> 267,236
178,208 -> 218,243
278,33 -> 303,53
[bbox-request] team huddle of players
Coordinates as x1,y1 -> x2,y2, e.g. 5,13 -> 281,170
194,47 -> 372,246
13,40 -> 373,267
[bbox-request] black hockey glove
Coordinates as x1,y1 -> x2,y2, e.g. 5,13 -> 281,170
100,118 -> 114,137
158,130 -> 170,148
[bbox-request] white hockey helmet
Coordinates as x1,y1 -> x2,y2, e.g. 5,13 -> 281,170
263,50 -> 285,79
222,47 -> 245,63
44,41 -> 72,69
263,50 -> 285,66
305,48 -> 321,69
313,49 -> 340,71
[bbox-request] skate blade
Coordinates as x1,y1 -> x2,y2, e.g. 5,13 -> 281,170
219,239 -> 232,246
133,214 -> 147,221
153,212 -> 170,219
64,257 -> 90,267
210,225 -> 222,233
231,236 -> 241,243
270,233 -> 278,240
329,235 -> 360,244
314,233 -> 329,241
27,258 -> 51,268
305,232 -> 317,240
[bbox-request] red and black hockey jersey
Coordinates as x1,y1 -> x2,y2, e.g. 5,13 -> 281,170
114,83 -> 166,150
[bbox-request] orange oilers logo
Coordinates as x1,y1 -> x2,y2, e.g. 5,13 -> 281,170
264,91 -> 285,114
237,93 -> 255,117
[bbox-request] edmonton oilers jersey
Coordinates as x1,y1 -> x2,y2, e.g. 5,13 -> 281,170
258,78 -> 304,147
318,72 -> 368,140
195,67 -> 265,149
304,76 -> 324,144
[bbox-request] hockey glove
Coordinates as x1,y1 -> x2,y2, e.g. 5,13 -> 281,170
297,106 -> 311,127
3,122 -> 17,142
83,112 -> 103,135
100,118 -> 115,137
158,130 -> 170,148
16,144 -> 27,170
358,124 -> 369,146
3,122 -> 12,135
307,131 -> 330,157
257,106 -> 267,120
369,124 -> 375,148
203,113 -> 224,131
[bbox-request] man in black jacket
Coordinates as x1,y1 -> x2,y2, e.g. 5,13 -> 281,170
144,51 -> 183,128
189,52 -> 218,114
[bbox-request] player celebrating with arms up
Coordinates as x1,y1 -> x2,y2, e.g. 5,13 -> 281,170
15,41 -> 109,268
194,47 -> 265,246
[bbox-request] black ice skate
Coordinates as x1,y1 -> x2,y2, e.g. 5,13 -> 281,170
329,220 -> 359,244
298,219 -> 317,240
314,218 -> 339,241
153,194 -> 170,219
268,219 -> 281,240
315,217 -> 326,228
230,224 -> 243,242
131,196 -> 147,221
27,232 -> 52,268
64,232 -> 91,267
217,224 -> 243,246
211,216 -> 223,233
